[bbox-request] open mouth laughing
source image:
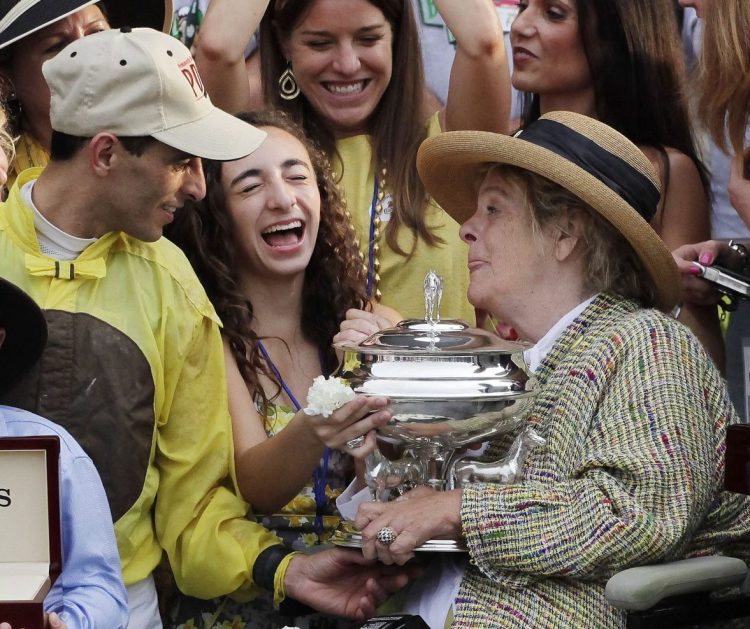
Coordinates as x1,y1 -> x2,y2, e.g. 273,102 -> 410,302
261,219 -> 306,247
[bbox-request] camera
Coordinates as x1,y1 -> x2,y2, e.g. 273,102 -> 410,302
694,263 -> 750,310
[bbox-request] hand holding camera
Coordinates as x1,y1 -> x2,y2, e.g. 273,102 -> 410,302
673,240 -> 750,310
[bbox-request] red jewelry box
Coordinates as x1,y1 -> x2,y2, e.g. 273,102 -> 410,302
0,436 -> 61,629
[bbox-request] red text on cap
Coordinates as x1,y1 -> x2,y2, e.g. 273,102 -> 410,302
179,59 -> 205,99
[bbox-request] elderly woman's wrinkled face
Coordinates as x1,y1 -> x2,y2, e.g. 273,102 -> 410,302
1,6 -> 109,148
459,167 -> 553,322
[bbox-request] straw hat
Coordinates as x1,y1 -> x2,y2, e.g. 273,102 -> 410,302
0,0 -> 173,50
0,277 -> 46,393
416,111 -> 680,312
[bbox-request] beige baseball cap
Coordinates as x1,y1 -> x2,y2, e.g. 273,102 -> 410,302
42,27 -> 266,161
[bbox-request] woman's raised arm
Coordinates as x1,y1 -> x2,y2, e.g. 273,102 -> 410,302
438,0 -> 511,133
192,0 -> 268,112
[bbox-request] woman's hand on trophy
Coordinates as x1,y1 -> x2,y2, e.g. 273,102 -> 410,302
334,308 -> 396,346
355,487 -> 463,565
303,394 -> 391,457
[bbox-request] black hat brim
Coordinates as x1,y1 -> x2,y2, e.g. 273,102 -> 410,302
0,0 -> 171,51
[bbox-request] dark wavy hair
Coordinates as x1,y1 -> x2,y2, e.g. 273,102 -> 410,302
167,110 -> 367,408
519,0 -> 709,193
260,0 -> 437,256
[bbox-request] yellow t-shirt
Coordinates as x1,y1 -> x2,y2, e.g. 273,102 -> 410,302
335,114 -> 475,324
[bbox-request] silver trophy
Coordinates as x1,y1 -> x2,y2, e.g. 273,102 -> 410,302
332,272 -> 542,551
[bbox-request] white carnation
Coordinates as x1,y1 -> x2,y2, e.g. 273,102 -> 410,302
303,375 -> 355,417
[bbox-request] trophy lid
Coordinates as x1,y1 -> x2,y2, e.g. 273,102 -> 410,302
335,270 -> 530,356
335,272 -> 536,404
346,318 -> 529,355
335,321 -> 534,400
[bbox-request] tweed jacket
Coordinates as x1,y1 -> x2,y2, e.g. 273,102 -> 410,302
454,293 -> 750,628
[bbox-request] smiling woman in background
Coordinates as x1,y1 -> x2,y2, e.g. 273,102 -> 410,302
192,0 -> 510,323
691,0 -> 750,222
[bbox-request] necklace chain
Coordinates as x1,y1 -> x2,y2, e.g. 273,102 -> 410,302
367,166 -> 387,302
339,164 -> 387,303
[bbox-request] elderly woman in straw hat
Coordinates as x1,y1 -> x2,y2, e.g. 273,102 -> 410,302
0,0 -> 172,188
349,111 -> 750,628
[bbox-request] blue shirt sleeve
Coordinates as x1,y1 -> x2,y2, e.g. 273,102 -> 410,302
44,454 -> 129,628
44,457 -> 128,629
2,407 -> 128,628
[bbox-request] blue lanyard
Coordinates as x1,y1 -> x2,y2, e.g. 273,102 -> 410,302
366,175 -> 380,300
258,340 -> 330,536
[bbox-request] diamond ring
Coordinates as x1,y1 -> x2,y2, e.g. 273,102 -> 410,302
345,436 -> 365,449
376,526 -> 397,546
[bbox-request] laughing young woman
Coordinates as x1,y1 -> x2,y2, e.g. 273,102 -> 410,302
166,110 -> 399,628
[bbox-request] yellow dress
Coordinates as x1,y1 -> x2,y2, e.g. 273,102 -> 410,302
335,114 -> 475,323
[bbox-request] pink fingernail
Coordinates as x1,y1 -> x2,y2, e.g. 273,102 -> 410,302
699,253 -> 712,265
688,265 -> 702,274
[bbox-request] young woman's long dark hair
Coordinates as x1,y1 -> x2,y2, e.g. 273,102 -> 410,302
520,0 -> 709,192
167,110 -> 368,408
260,0 -> 438,255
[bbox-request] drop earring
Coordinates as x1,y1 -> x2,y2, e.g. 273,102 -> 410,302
278,62 -> 300,101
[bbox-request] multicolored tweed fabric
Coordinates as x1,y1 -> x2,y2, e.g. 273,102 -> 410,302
454,293 -> 750,628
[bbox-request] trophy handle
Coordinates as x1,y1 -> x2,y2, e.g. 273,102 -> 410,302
446,426 -> 545,489
445,449 -> 471,491
365,445 -> 427,502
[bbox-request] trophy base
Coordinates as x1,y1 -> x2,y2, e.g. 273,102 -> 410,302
331,526 -> 467,553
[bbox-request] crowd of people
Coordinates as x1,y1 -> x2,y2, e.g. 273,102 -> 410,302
0,0 -> 748,628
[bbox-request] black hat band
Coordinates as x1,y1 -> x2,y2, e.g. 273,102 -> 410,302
517,119 -> 661,222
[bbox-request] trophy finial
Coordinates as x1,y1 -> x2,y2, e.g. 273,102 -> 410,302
424,270 -> 443,324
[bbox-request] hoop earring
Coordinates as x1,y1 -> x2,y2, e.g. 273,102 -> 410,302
278,62 -> 300,101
